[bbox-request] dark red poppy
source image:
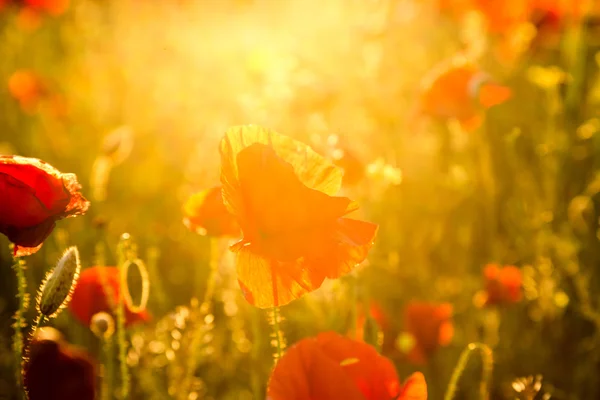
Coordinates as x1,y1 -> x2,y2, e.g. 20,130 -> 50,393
267,331 -> 427,400
24,328 -> 96,400
183,186 -> 241,237
483,263 -> 522,305
68,266 -> 150,327
0,156 -> 89,257
403,301 -> 454,364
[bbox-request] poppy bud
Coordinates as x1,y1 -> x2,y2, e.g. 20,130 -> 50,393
37,246 -> 81,319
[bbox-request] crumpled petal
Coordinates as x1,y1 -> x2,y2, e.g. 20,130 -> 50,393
220,125 -> 343,221
236,217 -> 377,308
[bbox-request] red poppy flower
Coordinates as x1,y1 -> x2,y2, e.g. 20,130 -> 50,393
483,263 -> 522,305
68,266 -> 150,327
0,156 -> 89,257
24,328 -> 96,400
353,301 -> 389,340
183,186 -> 241,237
403,301 -> 454,365
220,125 -> 378,308
267,331 -> 427,400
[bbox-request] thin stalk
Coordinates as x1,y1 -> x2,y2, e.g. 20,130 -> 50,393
10,247 -> 28,397
101,338 -> 114,400
444,342 -> 493,400
116,236 -> 130,399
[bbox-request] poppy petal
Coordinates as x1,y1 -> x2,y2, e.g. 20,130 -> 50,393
267,336 -> 366,400
398,372 -> 428,400
220,125 -> 343,220
316,332 -> 401,400
232,142 -> 355,259
235,245 -> 326,308
235,218 -> 377,308
4,218 -> 56,257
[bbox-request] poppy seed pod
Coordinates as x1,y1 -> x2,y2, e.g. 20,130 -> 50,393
37,246 -> 81,319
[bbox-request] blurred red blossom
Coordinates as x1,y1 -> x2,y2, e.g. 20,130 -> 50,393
267,331 -> 427,400
183,186 -> 241,237
482,263 -> 522,306
69,266 -> 151,327
403,301 -> 454,364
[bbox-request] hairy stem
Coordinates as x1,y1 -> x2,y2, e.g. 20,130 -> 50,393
10,247 -> 28,398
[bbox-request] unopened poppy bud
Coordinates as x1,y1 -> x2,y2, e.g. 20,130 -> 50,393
90,312 -> 115,340
37,246 -> 81,319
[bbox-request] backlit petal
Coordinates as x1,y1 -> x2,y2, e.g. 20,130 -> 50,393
220,125 -> 343,220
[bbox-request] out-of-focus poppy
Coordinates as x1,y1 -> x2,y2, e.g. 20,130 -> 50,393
0,156 -> 89,257
23,327 -> 96,400
8,70 -> 46,113
267,331 -> 427,400
183,186 -> 241,237
482,263 -> 522,305
68,266 -> 150,327
353,301 -> 389,340
403,301 -> 454,365
416,55 -> 512,131
330,139 -> 365,187
219,125 -> 378,308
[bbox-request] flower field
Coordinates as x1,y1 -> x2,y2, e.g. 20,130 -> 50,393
1,1 -> 600,399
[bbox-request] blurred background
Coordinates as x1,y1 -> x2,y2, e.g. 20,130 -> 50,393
1,0 -> 600,399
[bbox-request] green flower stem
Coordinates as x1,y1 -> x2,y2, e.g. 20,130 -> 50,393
116,235 -> 131,399
10,247 -> 28,397
444,342 -> 493,400
101,338 -> 114,400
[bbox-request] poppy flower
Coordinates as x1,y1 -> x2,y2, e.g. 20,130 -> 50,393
219,125 -> 378,308
24,328 -> 96,400
68,266 -> 150,327
417,55 -> 512,131
8,70 -> 46,113
403,301 -> 454,365
183,186 -> 241,237
267,331 -> 427,400
482,263 -> 522,305
353,301 -> 389,340
0,156 -> 89,257
330,142 -> 365,187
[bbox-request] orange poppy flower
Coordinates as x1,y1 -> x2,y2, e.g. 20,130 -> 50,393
483,263 -> 522,305
418,56 -> 512,131
0,156 -> 89,257
68,266 -> 150,327
403,301 -> 454,365
8,70 -> 46,113
219,125 -> 378,308
24,328 -> 96,400
267,331 -> 427,400
183,186 -> 241,237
